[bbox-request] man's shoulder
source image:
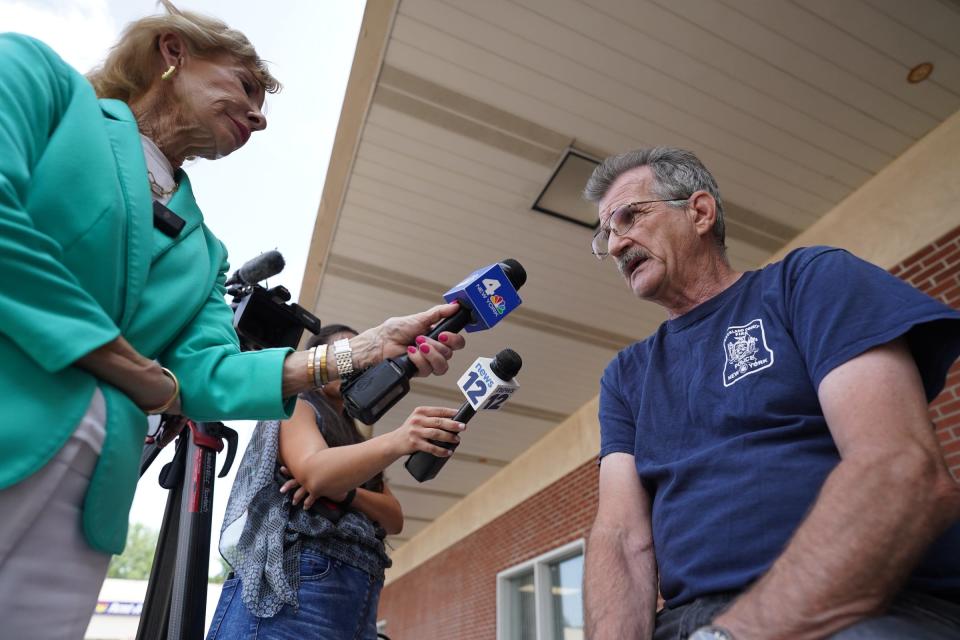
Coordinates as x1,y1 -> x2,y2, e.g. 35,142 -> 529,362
767,245 -> 845,273
756,246 -> 868,289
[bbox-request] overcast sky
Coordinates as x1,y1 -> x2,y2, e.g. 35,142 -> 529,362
1,0 -> 366,572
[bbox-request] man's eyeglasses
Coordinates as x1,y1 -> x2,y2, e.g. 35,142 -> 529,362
591,198 -> 689,259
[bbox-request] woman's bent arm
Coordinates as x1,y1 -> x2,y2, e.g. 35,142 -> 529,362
279,400 -> 463,499
352,483 -> 403,535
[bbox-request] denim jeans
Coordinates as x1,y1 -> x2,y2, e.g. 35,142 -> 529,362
653,589 -> 960,639
206,551 -> 383,640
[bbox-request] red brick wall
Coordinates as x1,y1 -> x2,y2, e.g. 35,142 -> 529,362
377,461 -> 599,639
378,226 -> 960,639
889,224 -> 960,478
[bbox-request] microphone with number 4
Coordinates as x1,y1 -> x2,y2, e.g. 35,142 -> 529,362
405,348 -> 522,482
343,260 -> 527,425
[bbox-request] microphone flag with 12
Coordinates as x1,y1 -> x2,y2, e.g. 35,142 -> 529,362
405,348 -> 522,483
457,354 -> 521,411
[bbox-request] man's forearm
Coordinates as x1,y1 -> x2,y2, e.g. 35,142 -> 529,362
715,452 -> 960,639
584,524 -> 658,639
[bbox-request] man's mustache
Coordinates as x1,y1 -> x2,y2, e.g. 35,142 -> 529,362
617,247 -> 650,277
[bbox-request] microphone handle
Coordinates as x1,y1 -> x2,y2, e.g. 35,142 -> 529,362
451,401 -> 477,424
395,303 -> 475,378
405,401 -> 477,482
427,303 -> 474,339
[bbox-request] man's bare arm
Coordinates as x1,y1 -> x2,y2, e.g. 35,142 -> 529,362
584,452 -> 659,639
713,338 -> 960,639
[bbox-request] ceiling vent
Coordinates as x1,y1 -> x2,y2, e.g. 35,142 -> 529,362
532,148 -> 601,229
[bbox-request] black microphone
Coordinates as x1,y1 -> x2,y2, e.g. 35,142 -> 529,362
342,260 -> 527,425
225,250 -> 285,286
405,348 -> 522,482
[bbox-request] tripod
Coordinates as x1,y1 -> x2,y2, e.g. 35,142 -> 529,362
136,416 -> 238,640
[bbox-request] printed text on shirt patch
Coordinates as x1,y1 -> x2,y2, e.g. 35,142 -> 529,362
723,318 -> 775,387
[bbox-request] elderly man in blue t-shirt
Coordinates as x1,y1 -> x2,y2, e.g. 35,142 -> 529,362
582,146 -> 960,640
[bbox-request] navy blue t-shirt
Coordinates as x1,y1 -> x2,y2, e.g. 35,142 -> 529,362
599,246 -> 960,608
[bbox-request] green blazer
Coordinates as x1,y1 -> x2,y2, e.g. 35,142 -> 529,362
0,34 -> 294,554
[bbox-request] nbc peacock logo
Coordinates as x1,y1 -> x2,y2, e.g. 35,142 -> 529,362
490,294 -> 506,314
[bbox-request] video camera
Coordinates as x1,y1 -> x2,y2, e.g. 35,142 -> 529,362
225,250 -> 321,351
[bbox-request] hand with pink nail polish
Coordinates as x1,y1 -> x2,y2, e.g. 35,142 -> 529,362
348,302 -> 466,375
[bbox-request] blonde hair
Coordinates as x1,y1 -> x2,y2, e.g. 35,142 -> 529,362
87,0 -> 281,101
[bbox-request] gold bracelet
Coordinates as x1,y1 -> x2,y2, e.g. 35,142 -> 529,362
306,346 -> 316,388
319,344 -> 329,385
312,344 -> 323,387
144,367 -> 180,414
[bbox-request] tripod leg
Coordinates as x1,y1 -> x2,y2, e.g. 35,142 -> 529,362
167,423 -> 220,640
137,451 -> 185,640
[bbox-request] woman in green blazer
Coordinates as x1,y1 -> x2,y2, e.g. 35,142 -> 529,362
0,3 -> 463,636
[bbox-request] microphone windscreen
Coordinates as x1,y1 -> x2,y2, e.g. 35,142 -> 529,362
237,250 -> 285,284
490,348 -> 522,380
499,259 -> 527,290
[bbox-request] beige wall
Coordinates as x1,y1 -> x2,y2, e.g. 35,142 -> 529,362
770,108 -> 960,268
385,106 -> 960,585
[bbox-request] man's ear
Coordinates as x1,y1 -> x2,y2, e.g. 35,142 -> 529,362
157,32 -> 186,68
688,191 -> 717,239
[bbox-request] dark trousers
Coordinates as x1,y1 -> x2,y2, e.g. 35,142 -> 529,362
653,589 -> 960,640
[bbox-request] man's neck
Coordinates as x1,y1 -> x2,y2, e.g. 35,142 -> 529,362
660,254 -> 742,320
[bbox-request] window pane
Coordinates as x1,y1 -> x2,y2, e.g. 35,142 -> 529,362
508,570 -> 536,640
549,554 -> 584,640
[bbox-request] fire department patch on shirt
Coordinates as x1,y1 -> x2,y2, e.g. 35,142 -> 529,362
723,318 -> 774,387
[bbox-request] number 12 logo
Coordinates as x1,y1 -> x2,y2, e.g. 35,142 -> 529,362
461,370 -> 488,404
482,393 -> 510,410
461,371 -> 511,410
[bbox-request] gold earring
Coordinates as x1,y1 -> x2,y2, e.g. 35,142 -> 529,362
161,65 -> 176,80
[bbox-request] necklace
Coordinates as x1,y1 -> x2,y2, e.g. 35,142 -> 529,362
147,170 -> 178,198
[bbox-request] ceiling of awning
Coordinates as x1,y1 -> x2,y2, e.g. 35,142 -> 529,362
302,0 -> 960,549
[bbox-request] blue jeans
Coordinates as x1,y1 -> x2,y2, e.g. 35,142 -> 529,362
653,589 -> 960,639
206,551 -> 383,640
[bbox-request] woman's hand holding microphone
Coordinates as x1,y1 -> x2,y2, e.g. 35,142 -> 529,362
282,301 -> 467,397
386,406 -> 465,458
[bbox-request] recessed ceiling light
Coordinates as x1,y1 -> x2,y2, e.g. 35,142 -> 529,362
907,62 -> 934,84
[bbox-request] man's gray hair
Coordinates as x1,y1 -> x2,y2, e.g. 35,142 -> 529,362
583,147 -> 726,251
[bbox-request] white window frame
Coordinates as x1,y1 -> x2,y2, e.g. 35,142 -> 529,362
496,539 -> 585,640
